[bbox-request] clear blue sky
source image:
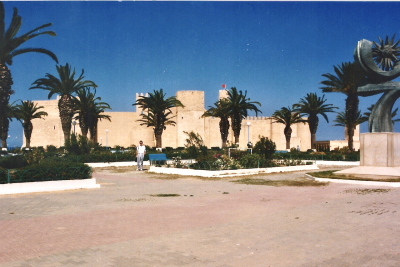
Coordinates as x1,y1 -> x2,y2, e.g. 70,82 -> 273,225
4,1 -> 400,147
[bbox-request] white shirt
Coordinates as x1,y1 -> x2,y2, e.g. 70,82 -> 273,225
137,144 -> 146,154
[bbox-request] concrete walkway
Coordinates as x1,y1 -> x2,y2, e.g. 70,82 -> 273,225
1,166 -> 399,267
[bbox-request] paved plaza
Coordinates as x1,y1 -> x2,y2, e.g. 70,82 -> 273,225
1,166 -> 400,267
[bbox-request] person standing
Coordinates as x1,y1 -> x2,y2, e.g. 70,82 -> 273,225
136,140 -> 146,171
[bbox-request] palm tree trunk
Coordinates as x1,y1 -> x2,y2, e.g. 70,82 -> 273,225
88,121 -> 97,143
79,117 -> 88,137
58,95 -> 74,143
220,118 -> 230,147
345,93 -> 359,151
347,127 -> 354,152
0,64 -> 13,138
231,115 -> 241,145
154,127 -> 163,148
284,126 -> 292,150
308,116 -> 319,149
23,121 -> 33,148
1,116 -> 9,149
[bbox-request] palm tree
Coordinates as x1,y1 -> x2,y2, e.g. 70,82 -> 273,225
320,61 -> 365,150
333,111 -> 368,137
293,93 -> 337,150
1,100 -> 18,149
14,100 -> 48,148
226,87 -> 262,144
271,106 -> 306,150
30,63 -> 97,143
133,89 -> 184,148
87,98 -> 112,143
364,104 -> 400,126
202,98 -> 230,146
0,2 -> 57,139
73,87 -> 100,137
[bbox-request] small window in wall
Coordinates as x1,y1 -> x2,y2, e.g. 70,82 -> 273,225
54,125 -> 55,130
182,117 -> 183,119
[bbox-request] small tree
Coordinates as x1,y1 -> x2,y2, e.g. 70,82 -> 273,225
183,131 -> 207,159
253,136 -> 276,159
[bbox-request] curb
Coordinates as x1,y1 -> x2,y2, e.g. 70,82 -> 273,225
0,178 -> 100,195
305,174 -> 400,187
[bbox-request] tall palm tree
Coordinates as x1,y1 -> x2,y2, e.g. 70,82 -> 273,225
226,87 -> 262,144
30,63 -> 97,143
293,93 -> 337,150
202,98 -> 230,147
1,100 -> 17,149
320,61 -> 365,150
14,100 -> 48,148
133,89 -> 184,148
87,98 -> 112,143
271,106 -> 306,150
0,2 -> 57,139
364,104 -> 400,126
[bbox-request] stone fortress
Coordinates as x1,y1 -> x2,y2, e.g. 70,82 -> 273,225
25,89 -> 358,151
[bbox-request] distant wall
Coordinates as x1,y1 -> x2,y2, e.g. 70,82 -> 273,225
25,90 -> 312,151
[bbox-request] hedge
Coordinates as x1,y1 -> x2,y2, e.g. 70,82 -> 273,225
0,162 -> 91,184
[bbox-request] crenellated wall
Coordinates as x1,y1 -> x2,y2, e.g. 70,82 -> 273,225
25,90 -> 313,151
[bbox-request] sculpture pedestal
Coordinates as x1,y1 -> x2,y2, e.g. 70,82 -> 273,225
336,133 -> 400,179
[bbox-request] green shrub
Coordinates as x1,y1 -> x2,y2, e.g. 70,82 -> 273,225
23,148 -> 44,165
0,167 -> 7,183
0,155 -> 29,169
46,145 -> 57,153
253,136 -> 276,159
65,133 -> 93,155
3,162 -> 92,184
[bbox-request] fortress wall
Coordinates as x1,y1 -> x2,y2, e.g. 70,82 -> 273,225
96,111 -> 154,148
26,90 -> 313,151
175,91 -> 206,148
25,99 -> 65,147
240,117 -> 272,148
204,117 -> 223,148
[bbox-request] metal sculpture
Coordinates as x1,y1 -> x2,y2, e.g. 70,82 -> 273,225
354,34 -> 400,132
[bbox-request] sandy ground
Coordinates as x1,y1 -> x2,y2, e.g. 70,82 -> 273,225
0,166 -> 400,267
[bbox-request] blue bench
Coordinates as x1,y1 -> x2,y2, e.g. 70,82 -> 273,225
148,154 -> 167,165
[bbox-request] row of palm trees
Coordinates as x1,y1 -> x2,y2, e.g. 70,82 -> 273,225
0,2 -> 111,149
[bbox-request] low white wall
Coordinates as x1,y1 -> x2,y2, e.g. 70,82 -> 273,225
86,161 -> 149,168
315,161 -> 359,166
149,164 -> 319,178
307,175 -> 400,188
0,178 -> 100,195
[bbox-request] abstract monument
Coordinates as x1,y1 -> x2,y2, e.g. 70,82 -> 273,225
338,35 -> 400,178
354,34 -> 400,133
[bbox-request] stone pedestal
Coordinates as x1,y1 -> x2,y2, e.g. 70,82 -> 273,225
336,133 -> 400,179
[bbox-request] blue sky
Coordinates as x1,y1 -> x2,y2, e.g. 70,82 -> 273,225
4,1 -> 400,147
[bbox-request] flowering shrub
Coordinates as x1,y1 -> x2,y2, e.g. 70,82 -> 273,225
172,156 -> 187,168
213,154 -> 241,170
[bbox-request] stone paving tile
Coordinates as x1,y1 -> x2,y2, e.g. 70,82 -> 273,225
1,168 -> 400,266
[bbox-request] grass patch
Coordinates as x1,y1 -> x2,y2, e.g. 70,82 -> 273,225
93,166 -> 137,173
343,188 -> 392,195
150,194 -> 181,197
309,170 -> 400,182
231,178 -> 328,187
115,198 -> 148,202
